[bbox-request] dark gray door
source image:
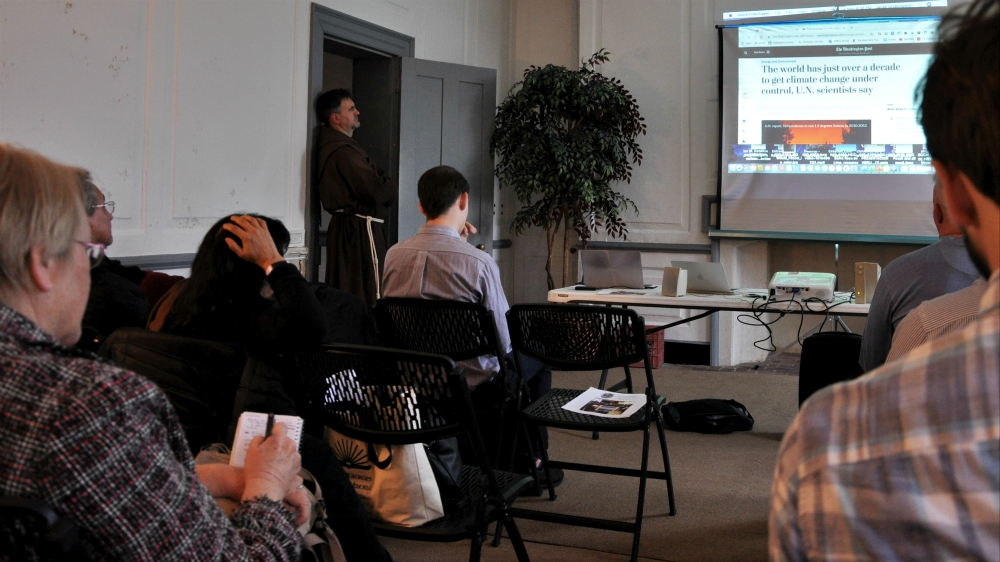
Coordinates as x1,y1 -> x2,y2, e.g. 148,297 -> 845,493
398,58 -> 496,249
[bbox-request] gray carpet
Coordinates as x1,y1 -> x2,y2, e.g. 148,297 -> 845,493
381,362 -> 799,561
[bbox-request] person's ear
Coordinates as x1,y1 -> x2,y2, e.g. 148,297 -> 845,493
458,192 -> 469,211
933,201 -> 945,226
933,161 -> 978,229
418,201 -> 428,217
27,245 -> 56,293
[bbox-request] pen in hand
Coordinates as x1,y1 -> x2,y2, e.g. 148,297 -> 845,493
264,412 -> 275,441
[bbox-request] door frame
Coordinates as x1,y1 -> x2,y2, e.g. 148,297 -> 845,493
308,4 -> 414,281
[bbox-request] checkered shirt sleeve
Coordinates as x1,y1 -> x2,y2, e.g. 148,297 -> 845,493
770,274 -> 1000,562
0,306 -> 301,561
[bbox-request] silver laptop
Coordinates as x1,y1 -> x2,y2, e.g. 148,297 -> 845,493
580,250 -> 646,289
671,261 -> 735,294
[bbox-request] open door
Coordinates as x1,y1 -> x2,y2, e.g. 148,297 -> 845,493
308,6 -> 497,279
398,58 -> 497,250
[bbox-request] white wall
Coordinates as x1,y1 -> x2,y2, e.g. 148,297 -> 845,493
562,0 -> 716,344
0,0 -> 513,262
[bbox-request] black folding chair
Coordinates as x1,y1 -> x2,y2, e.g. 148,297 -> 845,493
292,344 -> 534,562
506,304 -> 677,562
375,298 -> 524,468
0,497 -> 87,561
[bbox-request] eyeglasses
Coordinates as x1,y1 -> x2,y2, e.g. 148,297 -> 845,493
76,241 -> 106,269
92,201 -> 115,215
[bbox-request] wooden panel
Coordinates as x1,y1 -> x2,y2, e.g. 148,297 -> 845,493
399,57 -> 496,246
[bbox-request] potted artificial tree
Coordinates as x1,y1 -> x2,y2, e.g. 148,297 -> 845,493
491,49 -> 646,290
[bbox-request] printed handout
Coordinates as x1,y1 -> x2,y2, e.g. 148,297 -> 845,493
562,387 -> 646,419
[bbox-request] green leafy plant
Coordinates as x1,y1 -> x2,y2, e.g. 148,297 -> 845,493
491,49 -> 646,289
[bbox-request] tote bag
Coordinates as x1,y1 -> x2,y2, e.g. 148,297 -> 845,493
325,427 -> 444,527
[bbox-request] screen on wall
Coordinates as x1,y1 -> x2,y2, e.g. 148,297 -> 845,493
717,17 -> 940,240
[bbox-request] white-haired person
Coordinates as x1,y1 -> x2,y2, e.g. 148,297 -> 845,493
0,143 -> 308,561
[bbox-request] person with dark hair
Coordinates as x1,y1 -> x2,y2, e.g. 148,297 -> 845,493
153,214 -> 327,346
149,213 -> 392,562
382,165 -> 558,483
0,144 -> 307,561
314,88 -> 397,309
770,1 -> 999,560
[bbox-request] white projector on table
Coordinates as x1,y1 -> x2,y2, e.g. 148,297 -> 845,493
768,271 -> 836,302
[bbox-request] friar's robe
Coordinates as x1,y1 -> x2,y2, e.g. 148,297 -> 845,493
316,126 -> 397,309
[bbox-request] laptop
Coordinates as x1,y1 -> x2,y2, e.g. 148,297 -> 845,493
579,250 -> 647,289
671,261 -> 735,295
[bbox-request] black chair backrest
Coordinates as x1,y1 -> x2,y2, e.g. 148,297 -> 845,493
0,497 -> 84,561
798,331 -> 864,406
293,344 -> 471,446
507,304 -> 649,371
374,298 -> 503,362
99,327 -> 246,453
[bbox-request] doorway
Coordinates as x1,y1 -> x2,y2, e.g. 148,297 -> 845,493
309,6 -> 497,282
308,6 -> 413,281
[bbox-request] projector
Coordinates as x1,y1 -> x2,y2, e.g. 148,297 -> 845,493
768,271 -> 836,302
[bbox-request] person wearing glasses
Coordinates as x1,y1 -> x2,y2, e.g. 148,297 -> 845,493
77,174 -> 150,351
0,143 -> 308,561
78,176 -> 184,351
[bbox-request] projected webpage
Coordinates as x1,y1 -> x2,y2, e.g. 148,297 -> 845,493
729,19 -> 936,176
717,16 -> 940,239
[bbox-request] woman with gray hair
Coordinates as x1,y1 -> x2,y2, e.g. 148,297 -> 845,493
0,143 -> 307,561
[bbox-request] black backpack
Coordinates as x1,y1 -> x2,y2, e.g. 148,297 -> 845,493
663,399 -> 754,434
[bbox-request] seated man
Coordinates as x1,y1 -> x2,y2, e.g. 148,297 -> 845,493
78,175 -> 150,349
770,2 -> 999,559
0,143 -> 307,561
885,278 -> 988,363
381,165 -> 557,481
859,180 -> 981,372
78,175 -> 183,350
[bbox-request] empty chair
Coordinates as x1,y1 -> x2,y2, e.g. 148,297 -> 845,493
506,304 -> 676,562
292,343 -> 534,562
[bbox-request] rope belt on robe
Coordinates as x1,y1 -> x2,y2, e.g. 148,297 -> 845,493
333,209 -> 384,299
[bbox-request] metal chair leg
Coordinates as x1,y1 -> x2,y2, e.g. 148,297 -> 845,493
502,509 -> 532,562
654,404 -> 677,515
630,401 -> 653,562
535,423 -> 557,501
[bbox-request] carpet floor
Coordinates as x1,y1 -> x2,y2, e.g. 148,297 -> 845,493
381,358 -> 800,562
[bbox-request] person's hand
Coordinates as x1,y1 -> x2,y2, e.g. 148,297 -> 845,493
221,215 -> 285,272
283,477 -> 311,526
460,221 -> 477,242
242,424 -> 302,507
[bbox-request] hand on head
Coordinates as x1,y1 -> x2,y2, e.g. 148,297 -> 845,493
241,423 -> 307,523
221,215 -> 285,272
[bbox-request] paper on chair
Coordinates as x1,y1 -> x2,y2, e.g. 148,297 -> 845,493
562,387 -> 646,418
229,412 -> 304,467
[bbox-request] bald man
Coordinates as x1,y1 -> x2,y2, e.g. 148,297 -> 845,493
858,181 -> 980,372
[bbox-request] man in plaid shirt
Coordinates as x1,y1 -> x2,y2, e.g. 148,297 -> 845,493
770,1 -> 1000,560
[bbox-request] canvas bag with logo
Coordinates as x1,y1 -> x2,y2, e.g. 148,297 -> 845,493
325,428 -> 444,527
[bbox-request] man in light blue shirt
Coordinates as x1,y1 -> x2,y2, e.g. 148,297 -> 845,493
382,166 -> 556,481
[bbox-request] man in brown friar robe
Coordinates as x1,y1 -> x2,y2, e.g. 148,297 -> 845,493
315,89 -> 397,309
